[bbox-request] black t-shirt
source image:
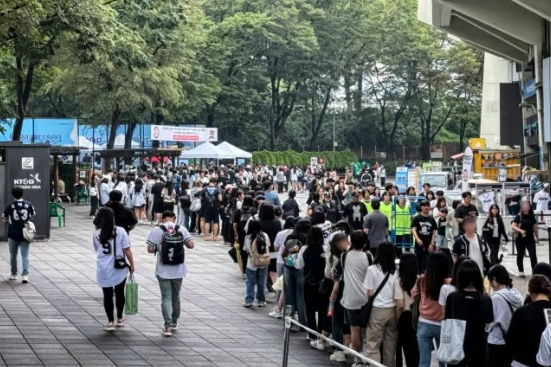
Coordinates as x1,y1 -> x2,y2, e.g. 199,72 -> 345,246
445,291 -> 494,365
260,219 -> 282,252
201,187 -> 221,212
103,202 -> 137,233
344,201 -> 368,230
151,182 -> 165,201
454,204 -> 479,234
437,217 -> 447,236
411,214 -> 437,247
3,200 -> 36,242
513,213 -> 538,241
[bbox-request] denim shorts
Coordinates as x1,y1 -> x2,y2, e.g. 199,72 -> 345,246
435,235 -> 447,248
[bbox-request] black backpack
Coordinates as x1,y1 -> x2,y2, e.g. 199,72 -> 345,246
204,189 -> 216,209
254,233 -> 268,255
160,225 -> 185,265
179,189 -> 191,208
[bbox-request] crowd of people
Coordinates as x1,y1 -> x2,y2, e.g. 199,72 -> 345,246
4,161 -> 551,367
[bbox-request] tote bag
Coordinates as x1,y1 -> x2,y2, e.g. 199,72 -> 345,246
125,274 -> 139,315
438,318 -> 466,364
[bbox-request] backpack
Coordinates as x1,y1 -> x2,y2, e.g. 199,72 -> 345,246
250,233 -> 270,267
159,225 -> 185,265
179,189 -> 191,208
204,189 -> 216,209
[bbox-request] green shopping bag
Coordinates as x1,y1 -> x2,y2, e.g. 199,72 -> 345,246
125,274 -> 139,315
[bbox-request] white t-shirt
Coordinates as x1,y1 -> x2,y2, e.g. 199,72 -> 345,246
438,284 -> 456,307
394,278 -> 410,310
479,192 -> 495,213
363,265 -> 398,308
274,229 -> 293,265
534,191 -> 551,212
467,235 -> 484,275
537,324 -> 551,366
93,226 -> 130,288
146,222 -> 193,279
244,232 -> 271,270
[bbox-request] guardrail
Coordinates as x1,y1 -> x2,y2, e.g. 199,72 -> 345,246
281,305 -> 387,367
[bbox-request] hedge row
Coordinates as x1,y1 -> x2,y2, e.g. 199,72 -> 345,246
251,150 -> 357,169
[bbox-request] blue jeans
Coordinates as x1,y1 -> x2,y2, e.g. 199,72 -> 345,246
9,239 -> 30,276
417,321 -> 444,367
283,266 -> 307,326
157,276 -> 183,328
245,267 -> 267,303
180,207 -> 191,231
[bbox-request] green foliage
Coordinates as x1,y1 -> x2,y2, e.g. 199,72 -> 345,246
252,150 -> 356,169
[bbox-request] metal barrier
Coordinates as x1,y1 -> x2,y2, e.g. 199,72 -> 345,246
281,306 -> 387,367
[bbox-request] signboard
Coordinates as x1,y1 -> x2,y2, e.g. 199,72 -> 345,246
396,167 -> 408,193
5,146 -> 51,240
524,79 -> 536,99
150,125 -> 218,142
461,146 -> 474,192
310,157 -> 318,167
469,138 -> 486,149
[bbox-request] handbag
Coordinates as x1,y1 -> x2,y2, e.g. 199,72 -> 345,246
360,271 -> 391,327
437,318 -> 467,364
318,277 -> 334,296
112,232 -> 128,269
23,221 -> 36,243
125,274 -> 139,315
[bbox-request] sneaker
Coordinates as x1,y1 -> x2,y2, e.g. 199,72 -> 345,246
9,274 -> 17,281
22,275 -> 29,284
116,317 -> 126,327
269,310 -> 283,319
171,324 -> 178,332
242,302 -> 253,308
103,323 -> 115,332
162,327 -> 172,337
329,351 -> 346,363
310,339 -> 325,351
519,271 -> 525,277
257,302 -> 267,307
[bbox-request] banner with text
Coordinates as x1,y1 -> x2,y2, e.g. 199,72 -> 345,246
150,125 -> 218,142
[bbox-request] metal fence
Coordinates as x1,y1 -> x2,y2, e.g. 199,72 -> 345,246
281,305 -> 386,367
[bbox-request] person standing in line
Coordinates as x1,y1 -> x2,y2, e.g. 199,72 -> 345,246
201,178 -> 223,241
363,197 -> 389,256
89,181 -> 99,218
511,200 -> 539,276
150,175 -> 166,225
3,187 -> 36,283
486,265 -> 523,367
93,207 -> 135,331
482,204 -> 509,265
395,252 -> 419,367
243,219 -> 270,308
147,211 -> 195,337
411,200 -> 437,274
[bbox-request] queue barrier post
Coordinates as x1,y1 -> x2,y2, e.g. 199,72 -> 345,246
281,305 -> 293,367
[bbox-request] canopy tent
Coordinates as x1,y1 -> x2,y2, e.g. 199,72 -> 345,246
180,142 -> 234,159
64,136 -> 103,151
99,134 -> 140,149
217,141 -> 252,158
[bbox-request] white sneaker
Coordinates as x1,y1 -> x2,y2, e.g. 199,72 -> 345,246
9,274 -> 17,281
329,351 -> 346,363
310,339 -> 325,351
22,275 -> 29,284
269,310 -> 283,319
519,271 -> 525,277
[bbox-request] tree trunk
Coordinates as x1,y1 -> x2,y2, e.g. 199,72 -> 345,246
12,56 -> 35,141
206,105 -> 215,127
107,108 -> 120,149
344,72 -> 352,111
354,70 -> 363,112
124,121 -> 137,149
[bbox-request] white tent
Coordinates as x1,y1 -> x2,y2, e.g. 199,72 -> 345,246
100,134 -> 140,149
180,142 -> 235,159
217,141 -> 252,158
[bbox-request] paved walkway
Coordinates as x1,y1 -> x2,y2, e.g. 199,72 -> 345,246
0,204 -> 334,367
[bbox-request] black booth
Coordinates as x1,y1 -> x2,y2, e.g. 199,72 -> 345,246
0,143 -> 51,241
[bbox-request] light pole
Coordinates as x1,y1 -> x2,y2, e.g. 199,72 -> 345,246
332,111 -> 336,152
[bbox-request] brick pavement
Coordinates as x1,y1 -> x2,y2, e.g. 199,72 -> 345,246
0,204 -> 337,367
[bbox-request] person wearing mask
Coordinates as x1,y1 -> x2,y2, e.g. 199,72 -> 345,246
269,217 -> 295,319
130,178 -> 146,224
507,274 -> 551,367
482,204 -> 509,265
343,191 -> 368,231
146,210 -> 194,336
100,190 -> 138,234
512,200 -> 539,276
363,197 -> 389,255
486,264 -> 524,367
242,219 -> 270,308
295,227 -> 329,342
411,200 -> 437,274
364,241 -> 399,367
395,252 -> 419,367
452,216 -> 491,276
412,252 -> 450,367
281,190 -> 300,219
444,259 -> 494,366
99,177 -> 112,206
454,191 -> 478,235
263,181 -> 281,206
282,218 -> 312,327
93,207 -> 135,331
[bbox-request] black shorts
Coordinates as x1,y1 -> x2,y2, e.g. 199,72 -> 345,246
204,210 -> 220,224
268,258 -> 277,273
344,306 -> 366,327
153,200 -> 164,214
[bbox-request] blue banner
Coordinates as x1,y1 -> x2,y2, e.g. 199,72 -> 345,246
524,79 -> 536,99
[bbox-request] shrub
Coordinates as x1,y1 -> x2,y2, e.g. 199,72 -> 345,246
251,150 -> 357,169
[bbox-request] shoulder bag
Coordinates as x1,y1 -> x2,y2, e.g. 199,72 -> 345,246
112,231 -> 128,269
359,270 -> 391,327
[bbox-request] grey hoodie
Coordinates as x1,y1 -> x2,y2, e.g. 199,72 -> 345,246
486,287 -> 524,345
